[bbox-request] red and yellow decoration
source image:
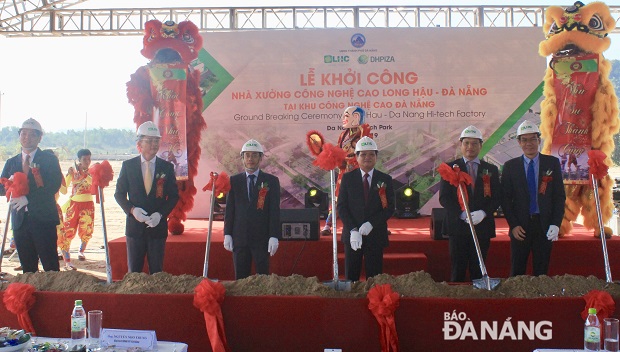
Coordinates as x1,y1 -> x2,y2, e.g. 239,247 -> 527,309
30,163 -> 43,188
0,172 -> 29,201
127,19 -> 206,235
367,284 -> 400,352
2,283 -> 37,335
377,181 -> 388,209
539,1 -> 619,237
89,160 -> 115,203
539,170 -> 553,195
202,172 -> 231,195
193,279 -> 231,352
581,289 -> 615,322
257,182 -> 269,210
155,173 -> 166,199
437,163 -> 473,212
482,169 -> 492,197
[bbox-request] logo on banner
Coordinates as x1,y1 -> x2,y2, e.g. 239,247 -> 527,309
358,55 -> 369,64
351,33 -> 366,48
324,55 -> 350,63
443,311 -> 552,340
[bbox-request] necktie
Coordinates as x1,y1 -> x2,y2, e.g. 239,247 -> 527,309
248,174 -> 256,201
363,173 -> 370,202
467,161 -> 476,191
22,154 -> 30,175
527,158 -> 537,214
144,161 -> 152,194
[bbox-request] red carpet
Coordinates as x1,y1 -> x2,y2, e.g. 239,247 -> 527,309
109,217 -> 620,282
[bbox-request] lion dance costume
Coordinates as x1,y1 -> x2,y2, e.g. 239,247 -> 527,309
539,1 -> 619,236
127,20 -> 206,234
306,106 -> 371,235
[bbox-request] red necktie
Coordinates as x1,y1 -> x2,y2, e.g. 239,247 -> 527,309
23,154 -> 30,175
363,173 -> 370,202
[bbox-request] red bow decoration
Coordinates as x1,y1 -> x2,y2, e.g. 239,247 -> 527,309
0,172 -> 30,201
582,290 -> 616,321
193,279 -> 231,352
3,283 -> 37,335
588,150 -> 608,181
313,143 -> 347,171
89,161 -> 115,203
367,284 -> 400,352
437,163 -> 472,211
202,172 -> 232,195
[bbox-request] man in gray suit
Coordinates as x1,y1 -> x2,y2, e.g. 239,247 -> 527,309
115,121 -> 179,274
224,139 -> 281,280
502,120 -> 565,276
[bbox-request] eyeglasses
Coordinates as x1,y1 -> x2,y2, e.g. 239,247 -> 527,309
462,141 -> 481,147
519,137 -> 539,144
141,138 -> 160,145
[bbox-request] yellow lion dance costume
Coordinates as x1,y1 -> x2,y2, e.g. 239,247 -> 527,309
539,1 -> 619,237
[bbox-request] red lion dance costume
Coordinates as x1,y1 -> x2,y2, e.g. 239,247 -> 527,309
127,20 -> 206,235
539,1 -> 619,237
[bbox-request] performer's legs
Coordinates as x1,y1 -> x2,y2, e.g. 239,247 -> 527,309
77,203 -> 94,260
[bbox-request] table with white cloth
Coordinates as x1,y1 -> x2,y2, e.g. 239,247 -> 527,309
30,337 -> 188,352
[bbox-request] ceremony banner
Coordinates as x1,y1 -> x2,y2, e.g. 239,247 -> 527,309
189,27 -> 546,217
148,63 -> 189,180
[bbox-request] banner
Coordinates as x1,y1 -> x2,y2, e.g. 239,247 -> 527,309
549,53 -> 598,184
189,27 -> 546,217
148,63 -> 189,180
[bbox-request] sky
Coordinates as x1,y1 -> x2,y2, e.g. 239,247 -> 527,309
0,0 -> 618,132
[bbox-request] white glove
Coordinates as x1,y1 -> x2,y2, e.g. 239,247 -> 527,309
546,225 -> 559,241
359,222 -> 373,236
223,235 -> 233,252
131,207 -> 149,223
268,237 -> 279,256
460,211 -> 467,221
465,210 -> 486,226
10,196 -> 28,211
350,230 -> 362,251
145,212 -> 162,228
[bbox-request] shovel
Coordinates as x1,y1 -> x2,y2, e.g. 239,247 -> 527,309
323,169 -> 351,291
202,172 -> 219,280
591,174 -> 614,283
0,196 -> 11,280
456,178 -> 500,290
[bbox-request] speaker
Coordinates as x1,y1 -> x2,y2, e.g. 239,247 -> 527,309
430,208 -> 449,240
280,208 -> 320,241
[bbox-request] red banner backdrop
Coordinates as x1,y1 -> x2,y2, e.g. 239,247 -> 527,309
550,53 -> 599,185
148,63 -> 189,180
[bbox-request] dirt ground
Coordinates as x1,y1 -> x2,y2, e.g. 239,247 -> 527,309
1,161 -> 620,298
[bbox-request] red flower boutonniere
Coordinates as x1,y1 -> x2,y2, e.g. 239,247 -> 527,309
482,169 -> 492,197
31,163 -> 44,188
156,173 -> 166,198
377,181 -> 388,209
257,182 -> 269,210
539,170 -> 553,195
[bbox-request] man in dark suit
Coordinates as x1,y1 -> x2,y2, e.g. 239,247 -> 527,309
502,120 -> 565,276
224,139 -> 281,280
439,125 -> 501,282
0,118 -> 62,272
115,121 -> 179,274
337,136 -> 395,281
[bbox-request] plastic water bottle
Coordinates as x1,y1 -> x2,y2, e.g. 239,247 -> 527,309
71,300 -> 87,348
585,307 -> 601,351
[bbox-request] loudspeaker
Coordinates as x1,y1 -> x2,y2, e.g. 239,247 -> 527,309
280,208 -> 320,241
430,208 -> 449,240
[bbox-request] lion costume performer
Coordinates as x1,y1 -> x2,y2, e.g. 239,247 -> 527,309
127,20 -> 206,235
306,106 -> 371,236
539,1 -> 619,237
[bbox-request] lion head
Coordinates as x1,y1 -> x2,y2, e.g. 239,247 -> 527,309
539,1 -> 615,57
141,20 -> 203,64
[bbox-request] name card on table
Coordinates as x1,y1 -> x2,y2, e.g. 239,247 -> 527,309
100,328 -> 157,350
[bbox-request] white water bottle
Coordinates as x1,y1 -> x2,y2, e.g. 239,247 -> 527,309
585,307 -> 601,351
71,300 -> 87,348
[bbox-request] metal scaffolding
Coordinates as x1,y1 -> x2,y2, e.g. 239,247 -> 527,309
1,2 -> 619,37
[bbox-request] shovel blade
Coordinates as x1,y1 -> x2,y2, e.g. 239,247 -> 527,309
324,279 -> 352,291
473,276 -> 501,290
